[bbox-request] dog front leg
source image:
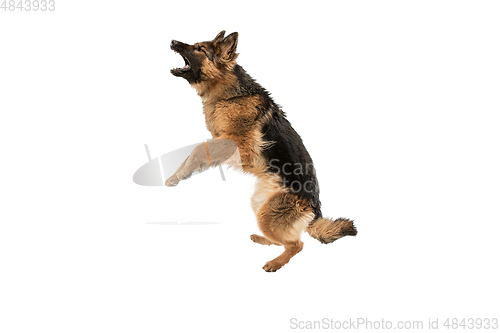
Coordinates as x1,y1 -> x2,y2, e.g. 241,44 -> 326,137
165,139 -> 239,187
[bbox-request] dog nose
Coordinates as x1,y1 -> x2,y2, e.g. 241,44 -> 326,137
171,40 -> 179,46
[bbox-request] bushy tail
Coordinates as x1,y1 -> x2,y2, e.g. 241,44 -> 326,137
307,217 -> 357,244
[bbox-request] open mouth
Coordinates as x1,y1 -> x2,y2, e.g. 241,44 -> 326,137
171,50 -> 191,75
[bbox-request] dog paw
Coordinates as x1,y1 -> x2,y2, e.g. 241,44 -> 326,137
250,234 -> 262,244
251,234 -> 280,246
263,260 -> 284,272
165,175 -> 180,187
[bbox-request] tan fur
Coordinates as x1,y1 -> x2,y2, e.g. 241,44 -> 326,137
250,234 -> 281,246
263,240 -> 304,272
192,60 -> 238,104
165,138 -> 241,186
307,218 -> 357,244
253,190 -> 315,271
251,174 -> 282,215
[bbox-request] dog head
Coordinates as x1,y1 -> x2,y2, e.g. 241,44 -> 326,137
170,31 -> 239,84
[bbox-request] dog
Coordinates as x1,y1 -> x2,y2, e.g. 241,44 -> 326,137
166,31 -> 357,272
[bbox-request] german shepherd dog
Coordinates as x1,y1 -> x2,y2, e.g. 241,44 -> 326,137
167,31 -> 357,272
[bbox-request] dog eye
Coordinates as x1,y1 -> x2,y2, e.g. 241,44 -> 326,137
196,45 -> 208,57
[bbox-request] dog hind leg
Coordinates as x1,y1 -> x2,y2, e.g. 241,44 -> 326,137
256,192 -> 315,272
250,234 -> 281,246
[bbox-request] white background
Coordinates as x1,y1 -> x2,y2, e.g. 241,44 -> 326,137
1,1 -> 499,332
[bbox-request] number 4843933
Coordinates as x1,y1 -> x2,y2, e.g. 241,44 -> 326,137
1,0 -> 55,11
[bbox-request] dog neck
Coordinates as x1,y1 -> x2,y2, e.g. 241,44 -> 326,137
192,73 -> 239,105
190,69 -> 240,137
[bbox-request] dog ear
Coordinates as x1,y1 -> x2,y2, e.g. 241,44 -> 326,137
219,32 -> 238,62
213,30 -> 226,43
